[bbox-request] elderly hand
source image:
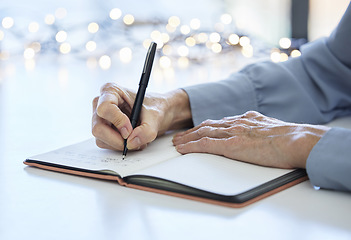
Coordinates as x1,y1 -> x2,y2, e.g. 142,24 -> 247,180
173,111 -> 330,169
92,83 -> 192,151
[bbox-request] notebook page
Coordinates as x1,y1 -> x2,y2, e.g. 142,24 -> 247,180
29,134 -> 180,177
133,153 -> 293,196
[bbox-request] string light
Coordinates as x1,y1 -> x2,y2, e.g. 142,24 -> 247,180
99,55 -> 111,69
86,41 -> 97,52
23,48 -> 35,59
28,22 -> 39,33
55,31 -> 67,43
209,32 -> 221,43
44,14 -> 55,25
190,18 -> 201,30
88,22 -> 99,33
59,43 -> 71,54
291,49 -> 301,58
168,16 -> 180,28
279,37 -> 291,49
123,14 -> 135,25
2,17 -> 14,29
159,56 -> 171,69
55,8 -> 67,19
109,8 -> 122,20
228,34 -> 239,45
220,14 -> 232,25
180,25 -> 191,35
119,47 -> 132,63
0,7 -> 303,71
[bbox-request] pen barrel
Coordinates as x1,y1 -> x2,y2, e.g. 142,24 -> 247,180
130,81 -> 147,128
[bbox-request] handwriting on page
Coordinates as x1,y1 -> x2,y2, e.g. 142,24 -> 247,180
52,150 -> 143,170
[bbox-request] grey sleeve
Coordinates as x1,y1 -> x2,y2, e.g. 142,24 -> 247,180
307,128 -> 351,192
183,3 -> 351,192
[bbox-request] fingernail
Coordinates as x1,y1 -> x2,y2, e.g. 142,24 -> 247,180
120,127 -> 129,139
175,144 -> 185,153
129,137 -> 141,149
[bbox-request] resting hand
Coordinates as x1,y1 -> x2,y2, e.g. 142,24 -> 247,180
173,111 -> 330,169
92,83 -> 192,151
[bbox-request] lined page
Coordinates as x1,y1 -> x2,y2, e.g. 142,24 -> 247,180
29,134 -> 180,177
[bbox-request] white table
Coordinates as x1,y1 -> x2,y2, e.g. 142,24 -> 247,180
1,53 -> 350,240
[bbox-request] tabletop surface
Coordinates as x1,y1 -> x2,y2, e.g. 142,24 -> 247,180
1,1 -> 351,239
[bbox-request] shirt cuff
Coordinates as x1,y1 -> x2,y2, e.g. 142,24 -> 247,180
306,127 -> 351,191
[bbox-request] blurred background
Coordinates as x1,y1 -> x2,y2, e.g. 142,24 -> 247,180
0,0 -> 349,155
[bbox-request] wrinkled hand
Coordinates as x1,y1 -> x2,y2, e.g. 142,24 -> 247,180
173,111 -> 330,169
92,83 -> 192,151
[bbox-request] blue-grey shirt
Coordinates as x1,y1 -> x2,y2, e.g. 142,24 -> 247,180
184,3 -> 351,192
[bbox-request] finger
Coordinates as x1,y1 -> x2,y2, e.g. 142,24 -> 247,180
173,126 -> 231,145
173,119 -> 229,139
127,122 -> 158,150
92,112 -> 125,150
175,137 -> 229,157
96,92 -> 133,139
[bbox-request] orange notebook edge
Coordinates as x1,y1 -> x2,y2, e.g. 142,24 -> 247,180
23,160 -> 308,208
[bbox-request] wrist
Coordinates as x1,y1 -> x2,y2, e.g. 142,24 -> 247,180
164,89 -> 193,131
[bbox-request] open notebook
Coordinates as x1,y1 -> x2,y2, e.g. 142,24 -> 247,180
24,133 -> 307,208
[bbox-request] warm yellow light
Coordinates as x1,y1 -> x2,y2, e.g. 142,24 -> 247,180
159,56 -> 171,69
211,43 -> 222,53
162,44 -> 172,55
161,33 -> 169,43
228,34 -> 239,45
279,37 -> 291,49
168,16 -> 180,28
178,57 -> 189,68
87,57 -> 97,69
166,24 -> 176,33
190,18 -> 201,30
150,30 -> 161,41
88,22 -> 99,33
23,48 -> 35,59
25,59 -> 36,71
143,39 -> 152,49
196,33 -> 208,43
280,52 -> 289,62
29,42 -> 41,53
55,8 -> 67,19
209,32 -> 221,43
180,25 -> 190,35
220,13 -> 232,25
241,45 -> 253,58
28,22 -> 39,33
59,43 -> 71,54
119,47 -> 132,63
177,45 -> 189,57
99,55 -> 111,69
123,14 -> 135,25
291,49 -> 301,58
0,30 -> 4,41
44,14 -> 55,25
55,31 -> 67,43
110,8 -> 122,20
239,36 -> 250,47
2,17 -> 14,29
85,41 -> 97,52
270,51 -> 281,62
185,37 -> 196,47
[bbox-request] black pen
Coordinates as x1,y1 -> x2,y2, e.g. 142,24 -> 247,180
122,42 -> 157,160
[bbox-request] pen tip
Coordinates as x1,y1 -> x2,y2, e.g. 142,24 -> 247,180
122,155 -> 125,160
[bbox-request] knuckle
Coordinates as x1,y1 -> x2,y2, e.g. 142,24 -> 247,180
199,137 -> 211,149
243,110 -> 260,118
